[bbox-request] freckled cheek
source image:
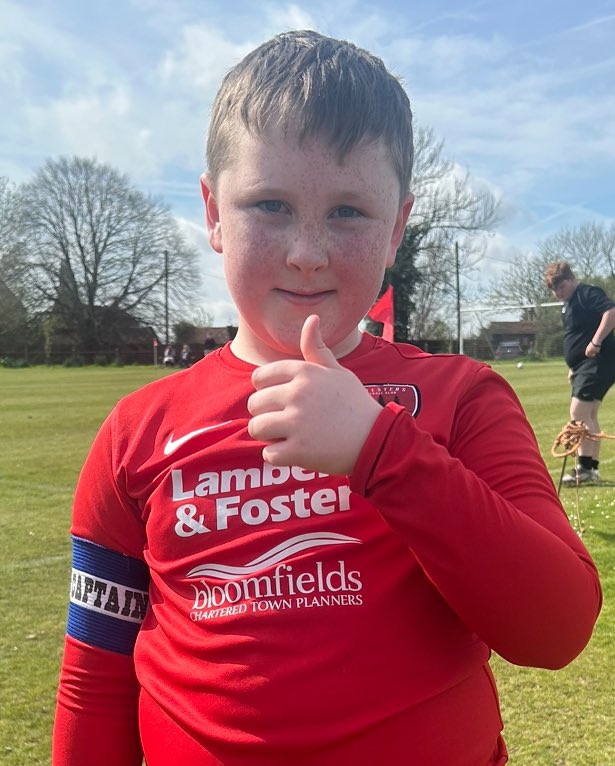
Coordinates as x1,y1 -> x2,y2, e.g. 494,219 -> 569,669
224,223 -> 279,266
331,230 -> 388,272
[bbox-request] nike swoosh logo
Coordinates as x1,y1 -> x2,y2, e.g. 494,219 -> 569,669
164,421 -> 234,456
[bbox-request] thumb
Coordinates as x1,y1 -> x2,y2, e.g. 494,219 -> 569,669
300,315 -> 339,368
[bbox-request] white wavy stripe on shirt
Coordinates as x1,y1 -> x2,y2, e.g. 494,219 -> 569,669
186,532 -> 361,580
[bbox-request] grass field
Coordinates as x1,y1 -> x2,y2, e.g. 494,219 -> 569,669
1,360 -> 613,765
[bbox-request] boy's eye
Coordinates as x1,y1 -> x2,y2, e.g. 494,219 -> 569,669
257,200 -> 288,214
331,206 -> 363,219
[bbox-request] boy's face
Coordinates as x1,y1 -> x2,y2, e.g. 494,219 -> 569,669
201,128 -> 413,364
550,278 -> 577,302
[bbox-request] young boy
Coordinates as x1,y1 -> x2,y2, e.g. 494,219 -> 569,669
545,261 -> 615,484
53,31 -> 601,766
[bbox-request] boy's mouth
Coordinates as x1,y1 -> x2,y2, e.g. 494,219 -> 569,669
275,288 -> 335,305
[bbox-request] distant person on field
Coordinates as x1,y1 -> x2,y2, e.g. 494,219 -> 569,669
545,261 -> 615,484
162,344 -> 175,367
180,344 -> 192,368
53,30 -> 602,766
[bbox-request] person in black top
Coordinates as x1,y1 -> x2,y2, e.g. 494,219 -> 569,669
545,261 -> 615,484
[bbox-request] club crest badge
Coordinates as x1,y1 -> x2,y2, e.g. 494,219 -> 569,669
364,383 -> 421,416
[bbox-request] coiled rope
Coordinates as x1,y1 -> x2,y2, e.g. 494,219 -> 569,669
551,420 -> 615,458
551,419 -> 615,534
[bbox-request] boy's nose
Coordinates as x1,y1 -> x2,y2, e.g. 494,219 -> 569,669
286,229 -> 329,272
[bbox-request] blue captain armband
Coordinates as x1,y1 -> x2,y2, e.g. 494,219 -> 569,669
67,536 -> 150,655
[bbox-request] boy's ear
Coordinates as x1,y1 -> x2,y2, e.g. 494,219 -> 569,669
386,192 -> 414,267
200,173 -> 223,253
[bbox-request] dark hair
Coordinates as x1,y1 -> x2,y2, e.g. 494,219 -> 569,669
206,30 -> 414,200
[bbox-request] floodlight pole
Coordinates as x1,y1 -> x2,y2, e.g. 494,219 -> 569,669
164,249 -> 169,346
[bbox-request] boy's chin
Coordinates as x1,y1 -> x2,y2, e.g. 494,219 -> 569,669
232,327 -> 303,364
234,318 -> 361,363
266,324 -> 309,355
271,334 -> 306,359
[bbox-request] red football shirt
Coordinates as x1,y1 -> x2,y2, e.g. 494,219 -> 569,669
53,334 -> 601,765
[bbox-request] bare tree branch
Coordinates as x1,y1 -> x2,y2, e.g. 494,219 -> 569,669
17,157 -> 200,350
539,222 -> 615,280
386,126 -> 500,341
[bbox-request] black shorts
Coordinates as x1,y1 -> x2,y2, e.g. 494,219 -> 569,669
571,356 -> 615,401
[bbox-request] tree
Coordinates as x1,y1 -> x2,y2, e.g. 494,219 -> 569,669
18,157 -> 200,353
484,250 -> 554,309
0,177 -> 36,356
173,320 -> 199,345
377,127 -> 500,342
381,226 -> 421,342
0,177 -> 21,261
539,221 -> 615,280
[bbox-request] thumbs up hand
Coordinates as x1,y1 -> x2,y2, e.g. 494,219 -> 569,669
247,315 -> 383,475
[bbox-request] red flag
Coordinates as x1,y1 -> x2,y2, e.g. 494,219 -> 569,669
367,285 -> 394,342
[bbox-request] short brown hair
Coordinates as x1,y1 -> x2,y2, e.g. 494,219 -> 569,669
206,30 -> 414,201
544,261 -> 576,289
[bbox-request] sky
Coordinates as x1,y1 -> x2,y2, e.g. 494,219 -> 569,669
2,0 -> 614,325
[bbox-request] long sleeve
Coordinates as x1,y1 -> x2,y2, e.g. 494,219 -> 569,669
350,366 -> 601,669
53,636 -> 143,766
53,410 -> 150,765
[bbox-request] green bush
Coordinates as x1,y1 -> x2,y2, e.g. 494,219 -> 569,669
62,355 -> 84,367
0,357 -> 30,368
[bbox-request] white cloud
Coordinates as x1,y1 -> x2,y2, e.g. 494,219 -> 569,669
0,0 -> 77,65
264,3 -> 316,31
0,41 -> 26,88
158,24 -> 252,93
386,32 -> 509,80
24,84 -> 161,180
353,11 -> 614,225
